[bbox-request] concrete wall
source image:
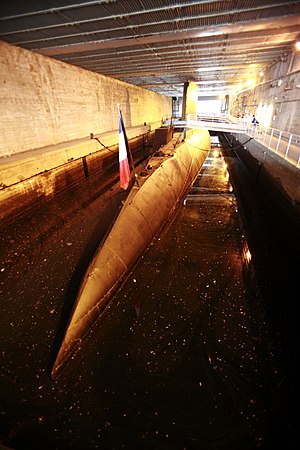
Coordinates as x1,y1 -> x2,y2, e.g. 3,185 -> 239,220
232,132 -> 300,205
0,41 -> 171,157
0,125 -> 149,188
0,133 -> 151,225
230,50 -> 300,135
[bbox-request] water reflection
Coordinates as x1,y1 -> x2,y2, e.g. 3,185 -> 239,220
0,139 -> 279,449
73,143 -> 275,448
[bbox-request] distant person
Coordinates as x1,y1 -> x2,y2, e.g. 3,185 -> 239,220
242,113 -> 248,129
252,115 -> 259,126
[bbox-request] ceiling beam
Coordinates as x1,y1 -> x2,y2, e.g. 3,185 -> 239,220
0,0 -> 119,20
97,63 -> 272,78
34,15 -> 300,56
72,47 -> 288,69
58,25 -> 300,61
63,42 -> 292,65
0,0 -> 224,22
1,0 -> 296,35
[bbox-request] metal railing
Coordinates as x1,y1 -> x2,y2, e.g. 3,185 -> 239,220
162,114 -> 245,133
163,113 -> 232,124
237,121 -> 300,168
162,114 -> 300,168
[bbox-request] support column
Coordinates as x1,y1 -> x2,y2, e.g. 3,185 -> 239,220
181,81 -> 198,120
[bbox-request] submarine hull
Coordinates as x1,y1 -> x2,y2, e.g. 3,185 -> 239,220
51,129 -> 211,378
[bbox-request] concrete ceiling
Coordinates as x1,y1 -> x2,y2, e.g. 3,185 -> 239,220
1,0 -> 300,97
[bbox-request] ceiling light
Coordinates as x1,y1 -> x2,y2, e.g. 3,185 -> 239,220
259,71 -> 264,77
245,78 -> 255,87
295,41 -> 300,51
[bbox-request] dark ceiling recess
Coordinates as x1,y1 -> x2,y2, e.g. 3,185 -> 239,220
0,0 -> 299,97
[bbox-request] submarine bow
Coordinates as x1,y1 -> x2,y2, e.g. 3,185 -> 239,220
51,128 -> 211,378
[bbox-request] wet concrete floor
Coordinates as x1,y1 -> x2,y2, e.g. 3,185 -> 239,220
0,140 -> 297,449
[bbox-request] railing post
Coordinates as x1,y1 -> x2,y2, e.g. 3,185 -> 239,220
268,129 -> 274,149
256,125 -> 261,141
285,134 -> 293,159
263,128 -> 267,145
275,131 -> 282,153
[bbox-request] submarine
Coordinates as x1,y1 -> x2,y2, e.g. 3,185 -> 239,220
51,127 -> 211,378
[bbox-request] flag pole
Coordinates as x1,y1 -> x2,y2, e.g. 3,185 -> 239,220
117,104 -> 139,187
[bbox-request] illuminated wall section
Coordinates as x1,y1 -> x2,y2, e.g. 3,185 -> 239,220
230,50 -> 300,134
182,81 -> 198,118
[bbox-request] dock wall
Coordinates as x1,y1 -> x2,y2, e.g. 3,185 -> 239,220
0,41 -> 171,158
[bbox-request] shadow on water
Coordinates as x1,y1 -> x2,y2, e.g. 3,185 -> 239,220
47,186 -> 131,376
219,133 -> 298,449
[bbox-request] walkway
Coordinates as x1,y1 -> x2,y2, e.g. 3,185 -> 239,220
163,114 -> 245,134
240,122 -> 300,168
163,115 -> 300,168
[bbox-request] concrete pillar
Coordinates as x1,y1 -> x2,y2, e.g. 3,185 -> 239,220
181,81 -> 198,119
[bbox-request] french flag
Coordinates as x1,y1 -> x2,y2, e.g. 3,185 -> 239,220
118,106 -> 131,190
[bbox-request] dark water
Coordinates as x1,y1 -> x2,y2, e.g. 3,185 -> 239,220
0,145 -> 295,449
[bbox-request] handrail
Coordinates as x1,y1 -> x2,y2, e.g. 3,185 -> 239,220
162,114 -> 244,133
240,121 -> 300,167
162,114 -> 300,168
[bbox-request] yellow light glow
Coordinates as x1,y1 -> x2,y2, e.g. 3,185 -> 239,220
245,78 -> 255,87
256,103 -> 273,129
296,41 -> 300,51
191,89 -> 198,102
245,249 -> 251,262
213,150 -> 220,158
